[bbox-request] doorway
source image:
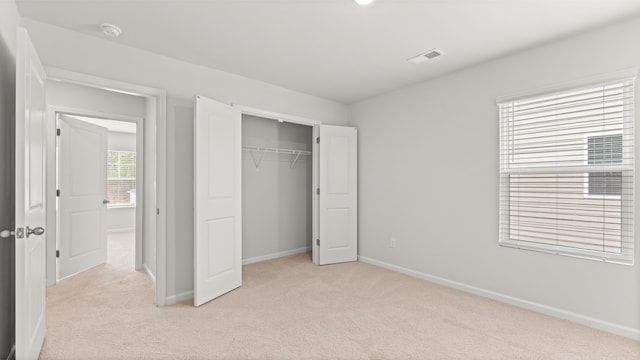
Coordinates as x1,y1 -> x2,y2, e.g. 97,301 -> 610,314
241,114 -> 314,265
55,112 -> 142,280
237,106 -> 359,267
193,96 -> 358,307
44,69 -> 166,306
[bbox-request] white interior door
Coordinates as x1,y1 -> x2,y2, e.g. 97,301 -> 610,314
15,27 -> 47,360
194,95 -> 242,307
318,125 -> 358,265
58,115 -> 108,279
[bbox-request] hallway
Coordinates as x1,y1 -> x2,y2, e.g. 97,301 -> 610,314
106,231 -> 137,270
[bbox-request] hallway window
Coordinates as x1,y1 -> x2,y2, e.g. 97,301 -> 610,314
107,150 -> 136,207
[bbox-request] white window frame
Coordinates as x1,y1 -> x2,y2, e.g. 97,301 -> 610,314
498,72 -> 636,265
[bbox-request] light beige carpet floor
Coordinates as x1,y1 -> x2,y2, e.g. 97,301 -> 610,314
40,233 -> 640,359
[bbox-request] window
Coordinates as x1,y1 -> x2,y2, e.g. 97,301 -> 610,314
499,78 -> 635,264
586,133 -> 622,197
107,150 -> 136,207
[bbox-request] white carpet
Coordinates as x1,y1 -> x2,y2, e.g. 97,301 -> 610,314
40,234 -> 640,359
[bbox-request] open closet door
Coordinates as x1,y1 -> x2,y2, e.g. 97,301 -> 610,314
194,95 -> 242,307
318,125 -> 357,265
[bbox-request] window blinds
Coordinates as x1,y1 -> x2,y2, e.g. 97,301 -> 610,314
107,150 -> 137,207
499,79 -> 635,264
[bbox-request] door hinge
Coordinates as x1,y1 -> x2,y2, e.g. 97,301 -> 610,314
56,128 -> 61,136
316,188 -> 320,195
316,239 -> 320,246
156,208 -> 160,215
56,189 -> 60,197
316,137 -> 320,144
56,250 -> 60,258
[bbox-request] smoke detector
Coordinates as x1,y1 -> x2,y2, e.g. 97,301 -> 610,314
100,23 -> 122,38
408,48 -> 444,64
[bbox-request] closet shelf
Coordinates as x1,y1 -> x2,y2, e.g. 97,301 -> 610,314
242,145 -> 312,156
242,145 -> 312,169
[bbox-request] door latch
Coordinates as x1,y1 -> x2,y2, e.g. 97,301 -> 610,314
1,227 -> 27,239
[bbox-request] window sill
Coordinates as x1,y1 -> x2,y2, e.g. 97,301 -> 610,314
499,239 -> 633,266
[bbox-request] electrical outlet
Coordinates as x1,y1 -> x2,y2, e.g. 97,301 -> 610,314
390,237 -> 397,248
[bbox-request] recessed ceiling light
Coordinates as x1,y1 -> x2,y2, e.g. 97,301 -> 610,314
354,0 -> 375,5
100,23 -> 122,38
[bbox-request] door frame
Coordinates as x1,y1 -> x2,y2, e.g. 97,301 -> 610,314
44,67 -> 168,306
51,108 -> 144,279
232,104 -> 322,265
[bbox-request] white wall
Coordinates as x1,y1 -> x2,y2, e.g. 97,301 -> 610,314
0,1 -> 19,356
349,16 -> 640,337
242,115 -> 312,261
20,18 -> 349,300
47,81 -> 146,117
108,131 -> 136,150
107,207 -> 136,232
107,131 -> 136,232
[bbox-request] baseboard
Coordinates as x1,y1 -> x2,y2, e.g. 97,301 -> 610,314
142,264 -> 156,285
358,255 -> 640,341
166,290 -> 194,305
6,345 -> 14,360
107,227 -> 135,233
242,246 -> 311,265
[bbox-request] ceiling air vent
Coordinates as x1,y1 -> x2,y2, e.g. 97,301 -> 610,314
408,48 -> 444,64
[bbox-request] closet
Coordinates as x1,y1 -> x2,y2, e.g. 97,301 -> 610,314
193,95 -> 357,307
242,115 -> 313,263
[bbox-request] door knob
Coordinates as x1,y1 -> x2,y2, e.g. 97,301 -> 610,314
26,226 -> 45,238
0,230 -> 14,239
103,199 -> 110,204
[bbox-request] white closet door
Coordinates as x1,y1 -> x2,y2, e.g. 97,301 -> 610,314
15,27 -> 47,360
58,115 -> 108,279
318,125 -> 358,265
194,95 -> 242,307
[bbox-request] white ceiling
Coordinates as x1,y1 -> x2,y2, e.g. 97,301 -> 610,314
16,0 -> 640,104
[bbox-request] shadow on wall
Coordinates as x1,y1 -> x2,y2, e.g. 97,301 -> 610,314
167,101 -> 195,296
0,33 -> 16,359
